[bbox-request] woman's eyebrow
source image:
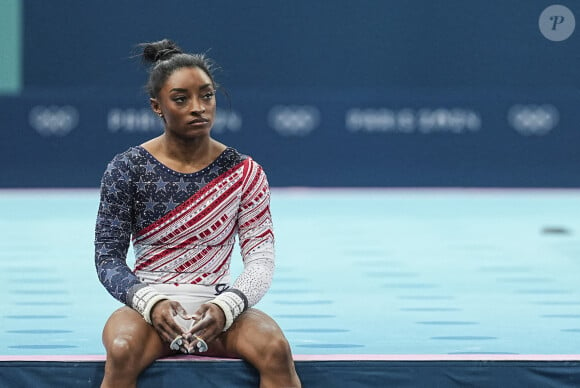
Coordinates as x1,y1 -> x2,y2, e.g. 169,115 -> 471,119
169,84 -> 212,93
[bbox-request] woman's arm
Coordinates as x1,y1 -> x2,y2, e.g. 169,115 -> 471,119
94,154 -> 168,323
209,160 -> 275,331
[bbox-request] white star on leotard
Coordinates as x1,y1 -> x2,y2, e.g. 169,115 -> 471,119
144,161 -> 156,174
176,178 -> 189,192
154,178 -> 167,191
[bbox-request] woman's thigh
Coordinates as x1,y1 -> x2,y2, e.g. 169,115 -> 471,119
102,306 -> 290,363
207,309 -> 293,363
102,306 -> 174,363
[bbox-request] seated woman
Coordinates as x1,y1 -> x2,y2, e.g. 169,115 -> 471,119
95,38 -> 302,388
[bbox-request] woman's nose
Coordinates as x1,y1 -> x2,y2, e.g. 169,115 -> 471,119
191,99 -> 206,114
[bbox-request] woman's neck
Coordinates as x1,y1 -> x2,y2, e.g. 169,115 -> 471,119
162,134 -> 212,162
142,134 -> 226,174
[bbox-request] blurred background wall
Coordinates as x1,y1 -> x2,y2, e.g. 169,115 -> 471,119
0,0 -> 578,188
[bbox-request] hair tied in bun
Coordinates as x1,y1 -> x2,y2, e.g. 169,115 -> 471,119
140,39 -> 183,64
138,39 -> 219,98
154,48 -> 182,62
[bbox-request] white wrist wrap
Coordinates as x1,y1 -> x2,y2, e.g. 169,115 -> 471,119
210,291 -> 247,332
131,285 -> 168,325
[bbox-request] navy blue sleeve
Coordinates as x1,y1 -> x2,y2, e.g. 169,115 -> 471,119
94,153 -> 142,305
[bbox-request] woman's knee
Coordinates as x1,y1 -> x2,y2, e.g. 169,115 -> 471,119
260,332 -> 294,367
102,308 -> 158,373
237,314 -> 294,368
221,310 -> 301,386
106,335 -> 140,368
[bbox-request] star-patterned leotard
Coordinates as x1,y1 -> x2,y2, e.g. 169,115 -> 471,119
94,146 -> 275,311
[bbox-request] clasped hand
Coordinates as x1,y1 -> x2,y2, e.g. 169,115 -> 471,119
150,299 -> 226,354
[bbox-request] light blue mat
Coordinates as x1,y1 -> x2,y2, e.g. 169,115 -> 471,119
1,189 -> 579,356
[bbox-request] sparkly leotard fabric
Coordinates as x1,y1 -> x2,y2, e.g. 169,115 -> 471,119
95,146 -> 274,308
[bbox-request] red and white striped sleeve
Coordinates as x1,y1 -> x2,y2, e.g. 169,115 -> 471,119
232,159 -> 275,307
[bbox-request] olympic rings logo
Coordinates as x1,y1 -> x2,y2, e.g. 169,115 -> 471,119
212,110 -> 242,134
29,105 -> 79,136
507,104 -> 559,136
268,105 -> 320,136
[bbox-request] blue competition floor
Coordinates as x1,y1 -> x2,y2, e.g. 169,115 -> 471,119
1,188 -> 579,357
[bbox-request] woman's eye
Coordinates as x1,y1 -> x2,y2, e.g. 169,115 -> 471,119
173,97 -> 186,103
202,92 -> 215,100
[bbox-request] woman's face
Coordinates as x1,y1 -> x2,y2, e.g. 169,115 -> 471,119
151,66 -> 216,140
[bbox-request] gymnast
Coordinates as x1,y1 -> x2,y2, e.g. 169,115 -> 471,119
94,38 -> 301,388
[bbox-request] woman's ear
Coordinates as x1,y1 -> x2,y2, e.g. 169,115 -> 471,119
150,98 -> 162,117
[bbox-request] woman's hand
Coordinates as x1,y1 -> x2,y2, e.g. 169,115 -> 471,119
150,299 -> 192,353
183,302 -> 226,354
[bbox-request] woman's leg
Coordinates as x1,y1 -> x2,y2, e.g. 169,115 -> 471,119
207,308 -> 302,388
100,306 -> 174,388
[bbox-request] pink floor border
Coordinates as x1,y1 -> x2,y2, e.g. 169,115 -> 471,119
1,354 -> 579,362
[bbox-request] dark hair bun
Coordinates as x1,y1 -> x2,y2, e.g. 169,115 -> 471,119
141,39 -> 183,64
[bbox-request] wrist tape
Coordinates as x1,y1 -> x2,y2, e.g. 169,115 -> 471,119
209,289 -> 248,331
131,285 -> 168,325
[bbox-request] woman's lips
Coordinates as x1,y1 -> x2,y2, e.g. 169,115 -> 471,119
187,118 -> 209,126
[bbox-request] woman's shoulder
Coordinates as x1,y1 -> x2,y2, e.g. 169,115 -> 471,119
101,147 -> 148,182
224,148 -> 269,177
106,146 -> 147,167
216,146 -> 250,167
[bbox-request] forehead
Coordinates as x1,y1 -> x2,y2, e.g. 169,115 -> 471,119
163,66 -> 213,91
